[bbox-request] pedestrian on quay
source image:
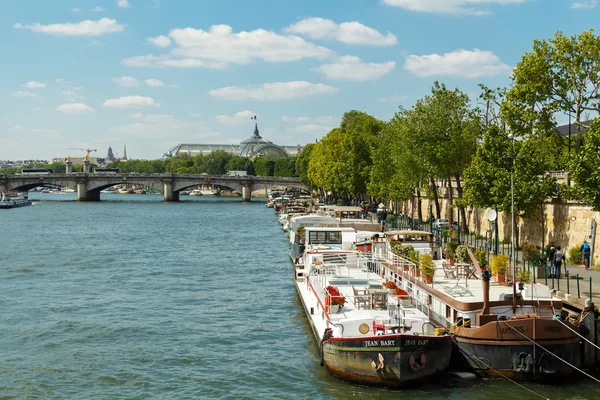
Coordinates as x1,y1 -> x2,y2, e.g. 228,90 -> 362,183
553,246 -> 565,279
580,239 -> 591,270
547,243 -> 556,275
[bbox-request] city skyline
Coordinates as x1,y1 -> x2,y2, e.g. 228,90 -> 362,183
1,0 -> 598,160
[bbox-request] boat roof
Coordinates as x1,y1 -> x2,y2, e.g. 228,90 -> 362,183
305,227 -> 356,232
385,230 -> 433,237
290,215 -> 338,222
331,206 -> 363,212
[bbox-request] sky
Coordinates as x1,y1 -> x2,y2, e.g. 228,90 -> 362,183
1,0 -> 599,161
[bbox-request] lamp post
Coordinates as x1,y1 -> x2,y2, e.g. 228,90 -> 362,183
509,133 -> 517,312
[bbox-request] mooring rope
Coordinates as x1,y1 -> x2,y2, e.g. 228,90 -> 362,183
500,321 -> 600,384
555,316 -> 600,351
456,329 -> 550,400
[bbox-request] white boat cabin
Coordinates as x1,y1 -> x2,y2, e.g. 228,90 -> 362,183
384,230 -> 435,256
288,215 -> 340,244
304,227 -> 357,251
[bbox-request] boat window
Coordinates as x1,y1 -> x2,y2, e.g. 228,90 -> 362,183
446,305 -> 451,319
308,231 -> 342,244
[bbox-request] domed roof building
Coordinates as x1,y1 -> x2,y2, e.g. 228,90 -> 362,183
165,123 -> 300,159
239,124 -> 289,159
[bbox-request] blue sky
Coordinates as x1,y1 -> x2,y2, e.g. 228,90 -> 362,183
1,0 -> 598,160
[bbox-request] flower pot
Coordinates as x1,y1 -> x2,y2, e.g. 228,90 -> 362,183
422,274 -> 433,284
448,258 -> 456,266
493,274 -> 505,283
329,304 -> 341,313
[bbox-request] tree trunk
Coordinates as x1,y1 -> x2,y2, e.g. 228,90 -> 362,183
429,176 -> 441,219
540,203 -> 545,254
416,189 -> 423,222
447,175 -> 454,223
454,174 -> 468,233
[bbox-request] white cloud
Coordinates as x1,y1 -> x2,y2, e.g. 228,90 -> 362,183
209,81 -> 338,101
14,18 -> 125,36
145,78 -> 164,87
572,0 -> 597,8
189,112 -> 202,118
123,24 -> 332,68
14,125 -> 24,130
91,6 -> 105,12
147,35 -> 171,47
57,103 -> 95,113
216,110 -> 257,125
33,107 -> 44,112
404,48 -> 511,78
377,94 -> 408,102
117,0 -> 130,9
314,56 -> 395,81
72,8 -> 80,13
103,96 -> 160,108
12,91 -> 36,97
110,113 -> 216,140
121,54 -> 227,69
381,0 -> 527,15
56,78 -> 66,84
113,76 -> 140,87
292,124 -> 335,135
284,18 -> 397,46
21,81 -> 46,88
62,90 -> 85,102
282,116 -> 335,125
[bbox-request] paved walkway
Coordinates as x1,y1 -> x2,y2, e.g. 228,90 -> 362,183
537,263 -> 600,307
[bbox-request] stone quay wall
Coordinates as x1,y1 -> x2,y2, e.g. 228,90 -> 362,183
398,186 -> 600,264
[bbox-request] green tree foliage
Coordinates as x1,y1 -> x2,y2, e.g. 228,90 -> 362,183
107,159 -> 166,173
503,29 -> 600,153
296,143 -> 314,186
463,126 -> 557,221
570,118 -> 600,209
253,157 -> 273,176
225,156 -> 254,175
273,157 -> 297,177
308,111 -> 383,196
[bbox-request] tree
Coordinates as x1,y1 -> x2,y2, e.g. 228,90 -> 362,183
308,111 -> 383,198
503,29 -> 600,153
570,118 -> 600,209
225,156 -> 253,175
463,126 -> 556,248
296,143 -> 314,187
273,157 -> 297,177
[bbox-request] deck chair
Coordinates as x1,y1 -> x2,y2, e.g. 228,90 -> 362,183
442,262 -> 457,279
352,286 -> 370,310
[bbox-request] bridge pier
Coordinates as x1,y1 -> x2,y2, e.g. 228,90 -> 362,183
163,182 -> 180,202
77,184 -> 100,201
242,184 -> 252,202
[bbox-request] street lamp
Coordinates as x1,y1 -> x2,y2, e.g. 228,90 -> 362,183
508,133 -> 517,311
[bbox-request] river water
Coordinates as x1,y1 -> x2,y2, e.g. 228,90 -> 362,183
0,193 -> 598,399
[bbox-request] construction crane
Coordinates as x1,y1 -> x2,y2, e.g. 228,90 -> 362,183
67,148 -> 97,159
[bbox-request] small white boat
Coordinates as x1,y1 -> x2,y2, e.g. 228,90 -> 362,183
0,192 -> 32,209
199,184 -> 220,196
189,189 -> 203,196
101,187 -> 118,194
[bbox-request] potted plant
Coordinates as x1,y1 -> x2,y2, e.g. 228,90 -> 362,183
445,241 -> 458,266
474,249 -> 488,270
516,269 -> 531,291
383,281 -> 397,290
325,286 -> 346,313
392,287 -> 411,306
455,245 -> 470,264
419,253 -> 435,284
491,254 -> 508,283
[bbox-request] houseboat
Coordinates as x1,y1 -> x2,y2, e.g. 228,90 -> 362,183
377,248 -> 582,381
293,226 -> 453,388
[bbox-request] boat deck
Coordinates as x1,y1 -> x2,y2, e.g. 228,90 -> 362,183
295,263 -> 434,342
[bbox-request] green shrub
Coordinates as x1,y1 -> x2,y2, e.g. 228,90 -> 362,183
445,241 -> 458,258
392,243 -> 415,260
568,246 -> 583,265
419,253 -> 435,277
491,254 -> 508,275
517,269 -> 531,283
521,243 -> 543,267
455,245 -> 470,263
475,249 -> 488,269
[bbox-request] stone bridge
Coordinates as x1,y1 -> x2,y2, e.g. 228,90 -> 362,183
0,173 -> 307,202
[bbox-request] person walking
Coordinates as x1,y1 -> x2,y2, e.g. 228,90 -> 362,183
581,240 -> 591,270
547,243 -> 556,277
553,246 -> 565,279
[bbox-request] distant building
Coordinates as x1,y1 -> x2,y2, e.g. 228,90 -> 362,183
165,123 -> 303,159
107,147 -> 115,162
